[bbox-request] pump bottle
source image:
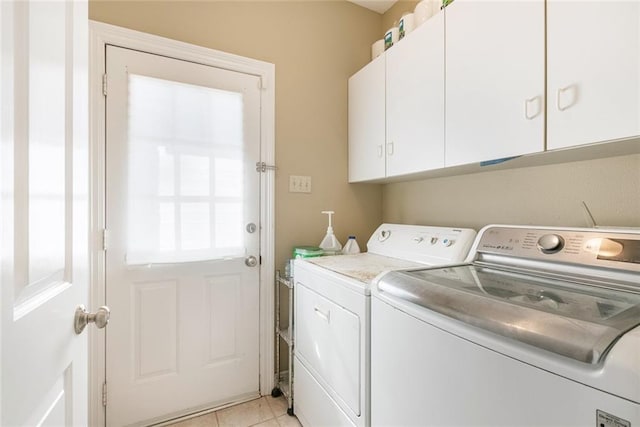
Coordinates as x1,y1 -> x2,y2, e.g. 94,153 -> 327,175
319,211 -> 342,255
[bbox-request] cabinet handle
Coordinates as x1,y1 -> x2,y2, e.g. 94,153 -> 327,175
556,86 -> 570,111
314,306 -> 330,323
524,96 -> 539,120
387,142 -> 394,156
377,144 -> 383,158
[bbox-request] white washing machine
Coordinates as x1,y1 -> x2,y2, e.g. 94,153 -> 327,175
372,225 -> 640,427
292,224 -> 477,427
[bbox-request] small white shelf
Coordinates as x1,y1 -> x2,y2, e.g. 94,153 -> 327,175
278,327 -> 292,346
273,270 -> 294,415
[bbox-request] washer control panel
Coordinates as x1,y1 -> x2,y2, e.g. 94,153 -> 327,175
476,226 -> 640,271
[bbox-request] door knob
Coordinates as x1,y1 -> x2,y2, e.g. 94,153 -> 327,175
74,305 -> 111,335
245,256 -> 258,267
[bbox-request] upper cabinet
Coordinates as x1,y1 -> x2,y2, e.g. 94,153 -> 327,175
386,12 -> 445,176
348,55 -> 386,182
547,1 -> 640,150
348,0 -> 640,183
445,0 -> 545,167
348,13 -> 445,183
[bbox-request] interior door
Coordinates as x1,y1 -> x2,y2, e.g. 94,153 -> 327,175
104,45 -> 261,426
1,0 -> 90,425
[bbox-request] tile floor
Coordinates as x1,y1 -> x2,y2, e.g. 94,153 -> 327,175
168,395 -> 301,427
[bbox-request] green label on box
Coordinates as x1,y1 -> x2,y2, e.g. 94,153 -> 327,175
384,31 -> 393,50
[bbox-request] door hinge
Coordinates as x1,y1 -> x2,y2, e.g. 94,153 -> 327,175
102,73 -> 108,96
259,76 -> 267,90
255,162 -> 277,173
102,229 -> 109,251
102,382 -> 107,407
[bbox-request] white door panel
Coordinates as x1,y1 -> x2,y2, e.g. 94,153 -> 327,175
445,0 -> 545,166
105,45 -> 261,426
348,55 -> 386,182
547,1 -> 640,149
1,0 -> 89,426
386,12 -> 445,176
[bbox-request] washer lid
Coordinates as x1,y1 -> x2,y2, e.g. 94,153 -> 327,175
377,264 -> 640,364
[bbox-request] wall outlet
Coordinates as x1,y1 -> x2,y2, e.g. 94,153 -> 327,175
289,175 -> 311,193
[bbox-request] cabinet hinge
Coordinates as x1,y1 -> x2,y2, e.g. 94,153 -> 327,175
255,162 -> 277,173
102,74 -> 108,96
102,229 -> 109,251
102,382 -> 107,407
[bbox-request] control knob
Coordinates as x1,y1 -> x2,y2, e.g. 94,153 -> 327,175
442,238 -> 454,247
537,234 -> 564,254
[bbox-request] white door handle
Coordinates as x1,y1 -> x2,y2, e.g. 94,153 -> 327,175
387,142 -> 394,156
377,144 -> 383,158
524,96 -> 539,120
313,306 -> 330,323
556,86 -> 570,111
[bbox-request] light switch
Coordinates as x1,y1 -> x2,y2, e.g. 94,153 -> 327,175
289,175 -> 311,193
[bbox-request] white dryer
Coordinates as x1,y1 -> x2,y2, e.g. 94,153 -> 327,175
372,225 -> 640,426
292,224 -> 477,427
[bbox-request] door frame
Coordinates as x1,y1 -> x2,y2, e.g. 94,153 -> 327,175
88,21 -> 275,426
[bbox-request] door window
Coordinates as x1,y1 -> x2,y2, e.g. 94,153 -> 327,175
126,74 -> 245,264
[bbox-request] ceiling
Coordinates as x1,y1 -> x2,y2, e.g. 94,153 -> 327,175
347,0 -> 398,14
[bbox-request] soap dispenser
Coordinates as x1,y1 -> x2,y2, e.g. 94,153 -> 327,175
319,211 -> 342,255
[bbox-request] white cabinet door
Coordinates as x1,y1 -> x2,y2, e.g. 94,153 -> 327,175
1,1 -> 89,425
348,55 -> 386,182
445,0 -> 545,167
386,12 -> 445,177
547,1 -> 640,150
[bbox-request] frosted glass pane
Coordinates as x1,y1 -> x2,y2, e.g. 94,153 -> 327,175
215,203 -> 243,249
180,155 -> 210,196
129,75 -> 173,139
28,2 -> 66,284
181,203 -> 210,251
158,147 -> 174,197
210,91 -> 243,146
126,74 -> 246,264
214,158 -> 242,198
159,203 -> 175,252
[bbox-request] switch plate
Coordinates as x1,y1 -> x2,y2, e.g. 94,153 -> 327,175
289,175 -> 311,193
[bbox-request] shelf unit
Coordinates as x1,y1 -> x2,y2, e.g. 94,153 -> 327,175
272,270 -> 294,416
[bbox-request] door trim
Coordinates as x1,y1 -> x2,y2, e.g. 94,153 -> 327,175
88,21 -> 275,427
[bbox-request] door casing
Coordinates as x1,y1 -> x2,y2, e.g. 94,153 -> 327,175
88,21 -> 276,427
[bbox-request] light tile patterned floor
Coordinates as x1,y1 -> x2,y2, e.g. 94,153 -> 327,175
168,396 -> 301,427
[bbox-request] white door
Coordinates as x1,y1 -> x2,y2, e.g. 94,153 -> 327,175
445,0 -> 545,167
104,45 -> 261,426
547,0 -> 640,150
1,0 -> 90,426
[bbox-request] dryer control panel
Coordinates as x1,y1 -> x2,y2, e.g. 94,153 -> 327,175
366,223 -> 477,265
